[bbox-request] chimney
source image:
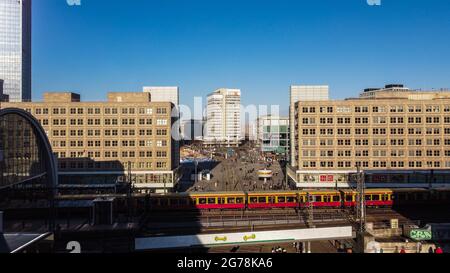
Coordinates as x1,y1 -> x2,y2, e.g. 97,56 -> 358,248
0,211 -> 3,233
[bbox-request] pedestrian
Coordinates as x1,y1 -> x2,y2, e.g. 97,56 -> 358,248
429,247 -> 434,254
435,247 -> 444,254
400,247 -> 406,254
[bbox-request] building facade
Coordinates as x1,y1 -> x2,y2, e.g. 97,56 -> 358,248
0,79 -> 9,102
181,119 -> 204,142
288,85 -> 450,189
1,92 -> 180,193
204,88 -> 242,147
289,85 -> 329,166
257,115 -> 289,155
143,86 -> 179,107
0,0 -> 31,102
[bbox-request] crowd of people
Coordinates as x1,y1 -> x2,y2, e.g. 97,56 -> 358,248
271,246 -> 288,253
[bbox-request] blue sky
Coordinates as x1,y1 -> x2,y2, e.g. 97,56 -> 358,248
33,0 -> 450,114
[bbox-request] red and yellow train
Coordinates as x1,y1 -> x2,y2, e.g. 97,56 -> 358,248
90,188 -> 450,211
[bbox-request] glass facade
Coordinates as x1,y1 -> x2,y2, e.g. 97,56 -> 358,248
0,112 -> 47,188
0,0 -> 31,102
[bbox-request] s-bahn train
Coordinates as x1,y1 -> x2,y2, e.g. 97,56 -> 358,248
57,188 -> 450,211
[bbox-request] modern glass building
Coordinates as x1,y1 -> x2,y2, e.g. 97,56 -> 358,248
0,108 -> 57,190
0,0 -> 32,102
257,115 -> 290,155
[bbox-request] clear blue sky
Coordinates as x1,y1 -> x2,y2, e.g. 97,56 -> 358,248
33,0 -> 450,114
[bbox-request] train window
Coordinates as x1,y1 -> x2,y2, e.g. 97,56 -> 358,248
150,199 -> 158,206
324,196 -> 331,203
372,195 -> 380,201
250,197 -> 258,203
208,198 -> 216,204
258,197 -> 267,203
365,195 -> 372,201
179,199 -> 188,205
382,195 -> 389,201
314,196 -> 322,202
346,195 -> 353,202
287,197 -> 295,203
160,199 -> 169,206
227,198 -> 236,204
199,198 -> 207,205
269,197 -> 275,203
170,199 -> 179,206
278,197 -> 286,203
218,198 -> 226,204
333,196 -> 340,202
236,198 -> 243,204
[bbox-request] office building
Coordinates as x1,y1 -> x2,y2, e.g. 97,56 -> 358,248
143,86 -> 179,107
204,88 -> 242,147
181,119 -> 204,143
0,0 -> 32,102
289,85 -> 329,166
1,92 -> 180,193
0,79 -> 8,102
288,84 -> 450,189
257,115 -> 289,155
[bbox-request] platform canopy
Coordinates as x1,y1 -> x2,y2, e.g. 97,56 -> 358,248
0,233 -> 51,253
135,226 -> 354,251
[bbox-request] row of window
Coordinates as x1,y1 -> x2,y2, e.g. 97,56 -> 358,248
55,150 -> 168,159
301,127 -> 450,136
50,129 -> 168,137
301,161 -> 447,168
52,139 -> 168,148
302,150 -> 450,157
35,107 -> 167,115
58,161 -> 168,170
40,118 -> 167,126
301,116 -> 450,125
301,138 -> 450,146
300,105 -> 450,114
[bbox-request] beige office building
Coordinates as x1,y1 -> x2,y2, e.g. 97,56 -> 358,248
1,92 -> 180,193
288,84 -> 450,189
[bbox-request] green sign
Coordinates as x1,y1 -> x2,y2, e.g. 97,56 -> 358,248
410,230 -> 433,241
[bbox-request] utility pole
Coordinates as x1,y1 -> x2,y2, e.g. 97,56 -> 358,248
127,161 -> 133,223
356,166 -> 366,234
306,193 -> 314,254
355,166 -> 366,253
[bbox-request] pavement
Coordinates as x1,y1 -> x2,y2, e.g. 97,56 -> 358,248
184,151 -> 288,192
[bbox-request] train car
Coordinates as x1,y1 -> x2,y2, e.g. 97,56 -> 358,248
433,188 -> 450,205
247,192 -> 298,209
341,190 -> 357,207
391,188 -> 431,206
148,193 -> 195,210
190,192 -> 246,210
365,189 -> 393,207
300,190 -> 342,208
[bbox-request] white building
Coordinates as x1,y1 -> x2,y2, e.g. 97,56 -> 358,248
143,86 -> 179,107
289,85 -> 329,166
204,88 -> 242,147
